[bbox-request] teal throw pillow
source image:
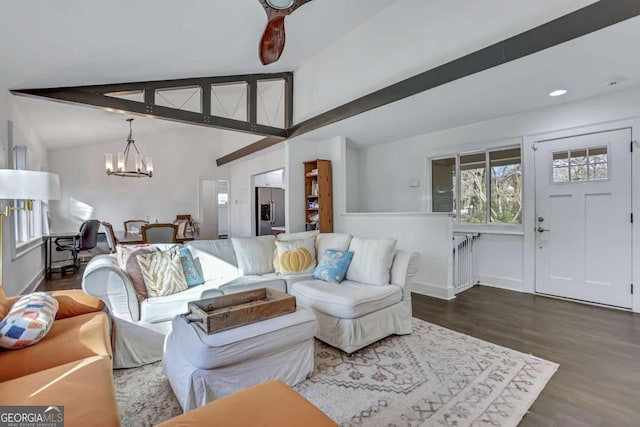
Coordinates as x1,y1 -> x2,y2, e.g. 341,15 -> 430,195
179,247 -> 204,287
313,249 -> 354,284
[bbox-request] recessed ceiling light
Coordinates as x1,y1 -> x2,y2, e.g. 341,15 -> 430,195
549,89 -> 568,97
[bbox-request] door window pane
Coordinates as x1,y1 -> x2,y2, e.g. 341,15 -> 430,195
431,157 -> 456,215
460,153 -> 487,223
490,148 -> 522,223
552,151 -> 570,183
587,146 -> 608,181
552,146 -> 608,183
569,149 -> 588,181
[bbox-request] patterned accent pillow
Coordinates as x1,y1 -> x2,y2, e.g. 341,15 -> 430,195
116,244 -> 160,300
0,292 -> 59,349
274,233 -> 319,274
275,237 -> 317,275
179,247 -> 204,287
314,249 -> 354,284
136,246 -> 188,297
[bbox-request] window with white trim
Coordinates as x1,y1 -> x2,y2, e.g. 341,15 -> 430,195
14,146 -> 43,247
431,146 -> 522,224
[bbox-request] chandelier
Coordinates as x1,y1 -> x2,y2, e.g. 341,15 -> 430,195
105,118 -> 153,178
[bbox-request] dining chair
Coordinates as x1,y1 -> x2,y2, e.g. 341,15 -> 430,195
174,214 -> 194,241
141,223 -> 178,244
55,219 -> 101,274
124,219 -> 148,236
101,221 -> 118,253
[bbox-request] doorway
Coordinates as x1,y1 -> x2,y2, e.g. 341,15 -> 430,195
534,128 -> 632,308
199,178 -> 229,240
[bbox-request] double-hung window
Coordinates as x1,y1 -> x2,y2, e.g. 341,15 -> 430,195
431,146 -> 522,224
13,146 -> 43,249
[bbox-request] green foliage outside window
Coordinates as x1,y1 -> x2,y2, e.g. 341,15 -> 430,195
432,147 -> 522,224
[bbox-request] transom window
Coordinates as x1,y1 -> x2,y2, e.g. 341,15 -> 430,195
552,146 -> 609,183
431,146 -> 522,224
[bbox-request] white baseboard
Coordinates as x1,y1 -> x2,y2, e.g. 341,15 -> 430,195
476,274 -> 524,292
17,271 -> 45,295
412,281 -> 455,300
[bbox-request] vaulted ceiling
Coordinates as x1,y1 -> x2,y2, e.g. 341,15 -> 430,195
2,0 -> 639,154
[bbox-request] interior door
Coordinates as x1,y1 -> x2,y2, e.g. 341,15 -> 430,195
534,128 -> 632,308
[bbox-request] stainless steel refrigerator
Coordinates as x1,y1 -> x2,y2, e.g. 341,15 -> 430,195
256,187 -> 285,236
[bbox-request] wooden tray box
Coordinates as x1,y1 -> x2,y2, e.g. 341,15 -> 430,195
186,288 -> 296,334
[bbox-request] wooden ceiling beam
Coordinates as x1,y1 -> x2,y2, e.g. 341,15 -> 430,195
11,73 -> 293,139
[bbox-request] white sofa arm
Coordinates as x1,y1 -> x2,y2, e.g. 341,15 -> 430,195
390,250 -> 421,300
81,255 -> 140,322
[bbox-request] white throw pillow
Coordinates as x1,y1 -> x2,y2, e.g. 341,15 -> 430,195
316,233 -> 353,260
231,235 -> 276,275
346,237 -> 397,285
276,230 -> 320,242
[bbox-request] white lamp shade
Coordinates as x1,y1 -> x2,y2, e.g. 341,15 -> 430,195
0,170 -> 61,200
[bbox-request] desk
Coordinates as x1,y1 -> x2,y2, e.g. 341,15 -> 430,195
43,232 -> 80,277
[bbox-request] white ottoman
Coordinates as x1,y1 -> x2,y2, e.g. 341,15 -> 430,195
163,307 -> 317,412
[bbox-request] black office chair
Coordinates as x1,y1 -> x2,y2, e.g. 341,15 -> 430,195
55,219 -> 101,274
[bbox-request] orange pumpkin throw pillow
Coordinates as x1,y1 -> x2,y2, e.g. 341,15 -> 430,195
274,237 -> 316,275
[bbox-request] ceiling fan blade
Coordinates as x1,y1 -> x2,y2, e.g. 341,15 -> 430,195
259,15 -> 286,66
257,0 -> 313,65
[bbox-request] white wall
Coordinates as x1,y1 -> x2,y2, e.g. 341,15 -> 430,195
355,141 -> 423,213
474,234 -> 524,292
48,126 -> 233,233
0,88 -> 51,296
339,213 -> 454,298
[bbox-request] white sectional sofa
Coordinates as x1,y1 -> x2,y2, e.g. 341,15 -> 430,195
82,232 -> 420,368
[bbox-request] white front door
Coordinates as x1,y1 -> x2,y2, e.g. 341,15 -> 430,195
534,128 -> 632,308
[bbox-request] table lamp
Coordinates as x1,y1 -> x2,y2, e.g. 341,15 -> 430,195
0,169 -> 61,292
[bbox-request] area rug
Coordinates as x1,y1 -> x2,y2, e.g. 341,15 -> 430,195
114,318 -> 558,426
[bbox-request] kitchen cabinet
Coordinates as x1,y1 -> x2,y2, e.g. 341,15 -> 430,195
255,170 -> 284,188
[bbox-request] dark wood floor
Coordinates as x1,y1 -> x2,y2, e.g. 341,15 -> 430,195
413,286 -> 640,427
40,270 -> 640,426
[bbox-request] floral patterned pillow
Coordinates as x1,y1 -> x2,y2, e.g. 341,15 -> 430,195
179,247 -> 204,287
313,249 -> 354,284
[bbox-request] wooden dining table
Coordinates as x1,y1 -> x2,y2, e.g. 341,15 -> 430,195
114,231 -> 143,244
114,231 -> 195,245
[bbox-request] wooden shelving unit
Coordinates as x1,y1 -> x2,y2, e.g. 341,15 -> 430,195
304,159 -> 333,232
